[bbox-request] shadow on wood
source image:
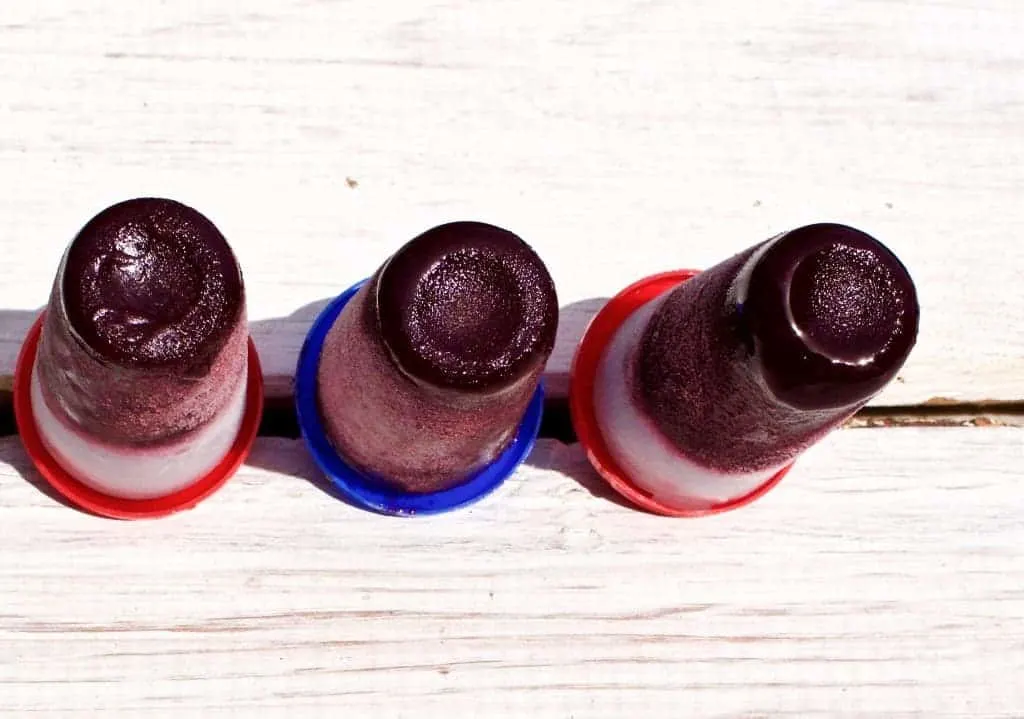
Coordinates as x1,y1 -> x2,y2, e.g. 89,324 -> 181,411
247,295 -> 611,441
244,432 -> 367,512
521,438 -> 637,511
0,300 -> 631,513
545,297 -> 610,401
0,412 -> 84,515
0,308 -> 44,395
250,297 -> 332,404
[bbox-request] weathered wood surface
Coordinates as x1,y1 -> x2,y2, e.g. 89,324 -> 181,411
1,429 -> 1022,716
1,1 -> 1022,404
1,2 -> 1022,716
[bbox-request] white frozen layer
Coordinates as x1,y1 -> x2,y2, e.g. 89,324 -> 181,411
30,366 -> 248,500
592,295 -> 785,509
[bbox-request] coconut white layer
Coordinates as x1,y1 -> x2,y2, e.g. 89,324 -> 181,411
592,295 -> 785,509
31,365 -> 248,500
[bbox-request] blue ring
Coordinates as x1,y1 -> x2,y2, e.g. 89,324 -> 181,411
295,279 -> 544,517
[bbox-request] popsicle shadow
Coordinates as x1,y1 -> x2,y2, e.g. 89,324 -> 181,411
0,296 -> 631,513
541,296 -> 609,405
0,307 -> 44,394
524,437 -> 636,510
244,296 -> 635,509
246,294 -> 613,441
244,434 -> 364,510
13,453 -> 90,513
0,301 -> 348,513
246,298 -> 368,505
249,297 -> 333,412
0,307 -> 90,511
520,296 -> 637,508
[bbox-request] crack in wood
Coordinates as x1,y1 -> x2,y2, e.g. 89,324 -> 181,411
0,392 -> 1019,444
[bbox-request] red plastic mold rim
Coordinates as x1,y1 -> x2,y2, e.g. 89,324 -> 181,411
568,270 -> 792,517
13,314 -> 265,520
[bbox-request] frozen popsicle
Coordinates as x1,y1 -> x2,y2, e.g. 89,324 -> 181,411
18,197 -> 261,512
574,222 -> 919,514
301,221 -> 557,510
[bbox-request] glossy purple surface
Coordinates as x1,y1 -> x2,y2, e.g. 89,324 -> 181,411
744,223 -> 917,411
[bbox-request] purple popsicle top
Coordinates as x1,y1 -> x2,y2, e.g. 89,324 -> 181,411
633,223 -> 919,473
739,223 -> 917,411
61,197 -> 244,374
316,221 -> 558,493
35,198 -> 248,446
376,221 -> 559,392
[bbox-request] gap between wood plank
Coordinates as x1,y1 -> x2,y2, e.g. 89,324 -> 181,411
0,392 -> 1019,446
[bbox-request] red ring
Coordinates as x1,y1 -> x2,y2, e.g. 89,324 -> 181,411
14,314 -> 264,520
568,270 -> 792,517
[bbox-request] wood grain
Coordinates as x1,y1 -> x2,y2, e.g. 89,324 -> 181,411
1,1 -> 1022,404
0,428 -> 1022,716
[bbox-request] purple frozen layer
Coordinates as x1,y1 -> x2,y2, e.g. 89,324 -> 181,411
35,198 -> 248,447
632,223 -> 919,474
30,360 -> 249,500
316,221 -> 558,494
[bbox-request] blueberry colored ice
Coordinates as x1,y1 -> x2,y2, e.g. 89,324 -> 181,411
32,198 -> 249,499
592,223 -> 919,509
316,221 -> 558,494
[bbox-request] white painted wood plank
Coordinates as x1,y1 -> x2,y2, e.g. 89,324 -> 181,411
1,1 -> 1022,404
0,428 -> 1021,716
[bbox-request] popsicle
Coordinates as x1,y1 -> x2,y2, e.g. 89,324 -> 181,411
572,222 -> 919,515
297,221 -> 557,514
16,197 -> 263,516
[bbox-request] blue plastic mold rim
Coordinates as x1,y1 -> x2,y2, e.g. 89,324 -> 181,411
294,278 -> 545,517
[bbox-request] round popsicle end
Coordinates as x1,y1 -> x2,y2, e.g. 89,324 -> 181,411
60,197 -> 245,372
375,221 -> 558,393
743,223 -> 920,411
